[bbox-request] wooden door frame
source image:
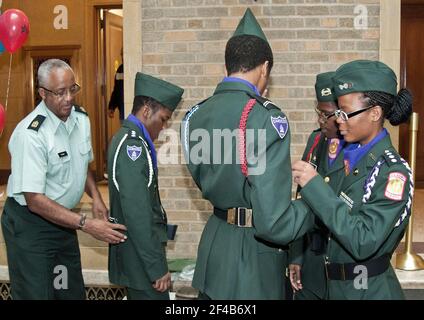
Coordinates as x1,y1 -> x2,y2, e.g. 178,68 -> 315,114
85,0 -> 122,181
22,45 -> 82,112
104,11 -> 123,145
400,2 -> 424,187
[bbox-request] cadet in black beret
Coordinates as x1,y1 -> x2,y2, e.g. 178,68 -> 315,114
293,60 -> 413,299
107,73 -> 184,300
289,71 -> 345,300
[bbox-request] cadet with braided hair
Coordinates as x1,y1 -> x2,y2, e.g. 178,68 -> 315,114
364,89 -> 412,125
292,60 -> 413,299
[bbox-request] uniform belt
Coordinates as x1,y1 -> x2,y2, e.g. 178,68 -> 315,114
213,207 -> 253,228
325,253 -> 391,281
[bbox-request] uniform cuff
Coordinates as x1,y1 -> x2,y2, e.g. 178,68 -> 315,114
146,257 -> 168,283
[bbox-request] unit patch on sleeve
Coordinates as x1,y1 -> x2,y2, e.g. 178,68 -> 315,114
385,172 -> 406,201
127,145 -> 142,161
270,116 -> 288,139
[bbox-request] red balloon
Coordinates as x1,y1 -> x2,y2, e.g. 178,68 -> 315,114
0,103 -> 5,134
0,9 -> 30,53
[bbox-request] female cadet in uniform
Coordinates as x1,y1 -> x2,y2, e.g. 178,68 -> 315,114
292,60 -> 413,299
289,71 -> 343,300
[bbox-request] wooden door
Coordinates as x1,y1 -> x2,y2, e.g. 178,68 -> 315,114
401,4 -> 424,187
104,11 -> 123,150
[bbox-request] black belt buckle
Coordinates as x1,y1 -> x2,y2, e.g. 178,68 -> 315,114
325,262 -> 346,281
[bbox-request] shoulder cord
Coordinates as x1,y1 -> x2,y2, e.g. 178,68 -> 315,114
362,157 -> 385,203
182,104 -> 200,159
182,92 -> 270,167
139,136 -> 154,188
362,156 -> 414,228
239,99 -> 257,177
112,133 -> 153,192
306,133 -> 322,163
112,134 -> 128,192
295,133 -> 322,198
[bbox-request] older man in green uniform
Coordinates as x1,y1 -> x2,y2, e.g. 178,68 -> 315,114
1,59 -> 127,300
288,72 -> 344,300
293,60 -> 414,299
107,73 -> 184,300
181,8 -> 312,300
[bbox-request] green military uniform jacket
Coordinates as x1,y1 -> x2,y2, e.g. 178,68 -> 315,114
300,134 -> 412,299
289,130 -> 345,299
107,120 -> 168,290
182,81 -> 312,299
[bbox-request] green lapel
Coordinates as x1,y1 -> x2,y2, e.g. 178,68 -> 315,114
365,134 -> 395,172
340,134 -> 394,191
303,130 -> 322,166
314,135 -> 327,174
322,141 -> 345,177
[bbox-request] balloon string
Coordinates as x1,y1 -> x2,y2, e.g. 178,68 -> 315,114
5,53 -> 13,111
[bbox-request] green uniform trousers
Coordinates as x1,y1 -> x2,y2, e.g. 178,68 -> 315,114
1,197 -> 85,300
294,288 -> 323,300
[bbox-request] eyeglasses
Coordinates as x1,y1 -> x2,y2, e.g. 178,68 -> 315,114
315,107 -> 335,120
334,105 -> 375,122
40,83 -> 81,99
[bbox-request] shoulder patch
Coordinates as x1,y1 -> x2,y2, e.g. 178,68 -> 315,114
271,115 -> 289,139
385,172 -> 407,201
127,145 -> 142,161
27,115 -> 46,132
383,149 -> 402,166
245,92 -> 280,111
74,105 -> 88,116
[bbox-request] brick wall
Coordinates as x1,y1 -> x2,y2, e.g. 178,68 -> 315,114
140,0 -> 380,259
